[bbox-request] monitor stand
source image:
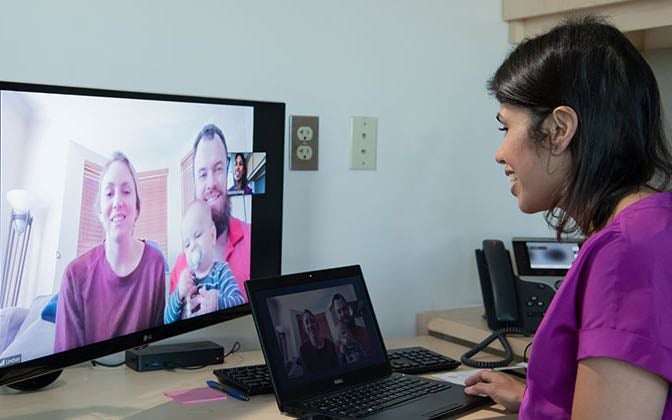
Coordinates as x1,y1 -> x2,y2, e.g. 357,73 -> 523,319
7,370 -> 62,391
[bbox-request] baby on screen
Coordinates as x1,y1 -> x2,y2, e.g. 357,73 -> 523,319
164,200 -> 244,323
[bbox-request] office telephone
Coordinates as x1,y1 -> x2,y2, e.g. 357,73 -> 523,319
475,239 -> 555,332
462,238 -> 581,368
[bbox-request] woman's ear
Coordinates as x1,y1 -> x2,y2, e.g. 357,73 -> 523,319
547,105 -> 578,154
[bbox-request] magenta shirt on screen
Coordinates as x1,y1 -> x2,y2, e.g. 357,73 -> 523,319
54,242 -> 166,352
520,192 -> 672,419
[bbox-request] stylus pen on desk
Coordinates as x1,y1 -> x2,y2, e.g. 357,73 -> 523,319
206,380 -> 249,401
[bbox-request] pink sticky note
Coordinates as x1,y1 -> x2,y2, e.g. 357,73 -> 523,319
165,387 -> 228,404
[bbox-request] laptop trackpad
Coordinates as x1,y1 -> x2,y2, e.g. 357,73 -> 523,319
377,397 -> 465,419
423,401 -> 465,418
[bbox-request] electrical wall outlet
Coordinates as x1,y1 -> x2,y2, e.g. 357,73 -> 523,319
290,115 -> 319,170
350,116 -> 377,170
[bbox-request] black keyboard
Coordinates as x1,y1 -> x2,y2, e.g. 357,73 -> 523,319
305,373 -> 452,418
213,363 -> 272,396
387,346 -> 461,374
212,346 -> 460,396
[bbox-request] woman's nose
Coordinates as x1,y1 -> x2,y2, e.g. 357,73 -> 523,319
112,191 -> 124,208
495,144 -> 506,165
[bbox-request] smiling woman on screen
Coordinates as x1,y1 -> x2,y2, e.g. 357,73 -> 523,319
54,152 -> 166,352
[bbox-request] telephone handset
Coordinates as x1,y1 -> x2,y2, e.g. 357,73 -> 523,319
475,239 -> 554,332
461,239 -> 555,369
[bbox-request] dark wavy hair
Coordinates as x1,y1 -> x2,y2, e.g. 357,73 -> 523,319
233,152 -> 249,189
488,16 -> 672,237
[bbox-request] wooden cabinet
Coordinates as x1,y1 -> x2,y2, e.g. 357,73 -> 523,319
503,0 -> 672,50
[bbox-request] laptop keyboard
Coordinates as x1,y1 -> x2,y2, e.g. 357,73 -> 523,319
212,346 -> 460,396
305,374 -> 452,418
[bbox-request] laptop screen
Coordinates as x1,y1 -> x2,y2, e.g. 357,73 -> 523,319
247,266 -> 389,401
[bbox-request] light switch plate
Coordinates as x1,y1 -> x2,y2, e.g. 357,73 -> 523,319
290,115 -> 319,171
350,116 -> 377,170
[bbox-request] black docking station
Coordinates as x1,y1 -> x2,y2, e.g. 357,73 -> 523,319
125,341 -> 224,371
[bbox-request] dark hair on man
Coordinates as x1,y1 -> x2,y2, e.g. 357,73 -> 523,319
329,294 -> 347,314
488,16 -> 672,237
192,123 -> 231,238
234,152 -> 249,189
193,123 -> 229,165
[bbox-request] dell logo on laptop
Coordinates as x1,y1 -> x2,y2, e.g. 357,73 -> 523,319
334,378 -> 344,385
143,334 -> 152,342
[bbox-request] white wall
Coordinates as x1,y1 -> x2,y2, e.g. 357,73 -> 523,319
9,1 -> 660,348
643,48 -> 672,130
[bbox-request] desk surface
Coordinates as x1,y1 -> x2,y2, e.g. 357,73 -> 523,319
1,336 -> 515,420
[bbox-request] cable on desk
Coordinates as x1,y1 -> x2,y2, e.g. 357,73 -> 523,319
91,344 -> 147,368
179,364 -> 207,370
181,340 -> 241,370
460,327 -> 531,369
91,359 -> 126,368
223,340 -> 241,359
523,341 -> 533,363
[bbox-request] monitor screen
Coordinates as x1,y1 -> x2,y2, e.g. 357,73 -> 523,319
526,242 -> 579,270
0,81 -> 284,386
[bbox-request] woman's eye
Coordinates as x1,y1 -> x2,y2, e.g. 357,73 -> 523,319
498,126 -> 508,133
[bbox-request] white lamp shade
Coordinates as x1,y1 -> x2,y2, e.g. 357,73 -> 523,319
7,189 -> 31,213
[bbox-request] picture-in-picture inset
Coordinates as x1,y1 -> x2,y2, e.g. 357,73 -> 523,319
227,152 -> 266,196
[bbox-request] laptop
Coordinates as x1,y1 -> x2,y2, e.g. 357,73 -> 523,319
245,265 -> 490,419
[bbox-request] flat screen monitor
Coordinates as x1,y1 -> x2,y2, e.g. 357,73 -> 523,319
0,81 -> 284,387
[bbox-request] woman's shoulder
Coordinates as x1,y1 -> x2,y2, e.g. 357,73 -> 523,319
584,192 -> 672,255
62,245 -> 106,282
573,194 -> 672,289
65,244 -> 105,270
141,241 -> 168,266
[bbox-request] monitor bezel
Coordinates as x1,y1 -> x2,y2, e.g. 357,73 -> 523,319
0,80 -> 285,387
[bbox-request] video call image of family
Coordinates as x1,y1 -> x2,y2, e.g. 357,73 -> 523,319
0,89 -> 266,368
527,242 -> 580,270
266,285 -> 376,379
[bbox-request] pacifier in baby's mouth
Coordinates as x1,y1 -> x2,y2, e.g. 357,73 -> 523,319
187,248 -> 203,272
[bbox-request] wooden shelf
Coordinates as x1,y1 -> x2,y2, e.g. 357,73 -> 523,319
503,0 -> 672,50
417,306 -> 532,359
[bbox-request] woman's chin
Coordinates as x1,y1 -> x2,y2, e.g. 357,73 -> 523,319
106,228 -> 132,242
517,198 -> 547,214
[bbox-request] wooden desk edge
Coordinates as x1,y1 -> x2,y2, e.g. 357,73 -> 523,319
419,307 -> 532,359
